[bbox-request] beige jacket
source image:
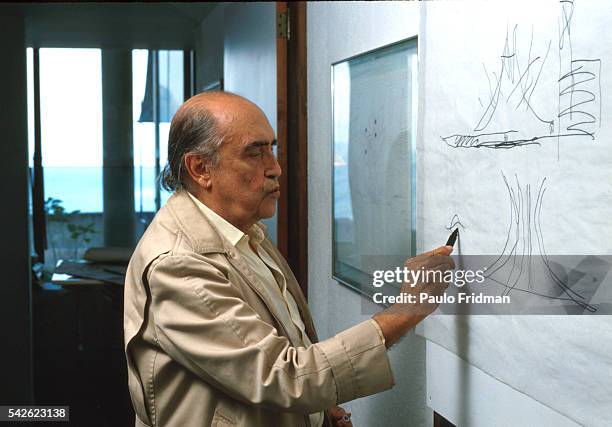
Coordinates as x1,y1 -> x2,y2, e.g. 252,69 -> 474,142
123,191 -> 395,427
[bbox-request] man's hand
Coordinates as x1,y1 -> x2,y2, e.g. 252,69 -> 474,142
372,245 -> 455,348
329,405 -> 353,427
396,245 -> 455,316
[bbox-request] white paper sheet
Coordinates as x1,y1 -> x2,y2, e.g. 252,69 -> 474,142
418,1 -> 612,425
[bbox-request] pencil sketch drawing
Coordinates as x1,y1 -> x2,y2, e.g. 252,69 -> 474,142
481,171 -> 601,312
442,1 -> 601,154
446,214 -> 465,231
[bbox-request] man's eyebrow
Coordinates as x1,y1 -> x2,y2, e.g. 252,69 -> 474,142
244,139 -> 277,149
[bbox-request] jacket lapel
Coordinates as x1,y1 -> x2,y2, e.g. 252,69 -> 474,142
166,191 -> 296,342
225,251 -> 299,342
260,239 -> 320,344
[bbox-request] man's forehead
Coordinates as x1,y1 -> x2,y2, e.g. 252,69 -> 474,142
204,98 -> 265,124
221,109 -> 275,145
235,128 -> 276,147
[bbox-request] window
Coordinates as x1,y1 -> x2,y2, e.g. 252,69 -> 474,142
27,48 -> 103,271
133,50 -> 185,234
27,47 -> 190,274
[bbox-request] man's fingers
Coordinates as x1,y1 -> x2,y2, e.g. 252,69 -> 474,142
422,245 -> 454,257
404,246 -> 452,266
406,255 -> 455,272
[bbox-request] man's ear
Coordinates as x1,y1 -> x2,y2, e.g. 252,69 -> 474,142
184,154 -> 213,190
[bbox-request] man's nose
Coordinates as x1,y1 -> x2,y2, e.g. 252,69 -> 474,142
265,152 -> 282,178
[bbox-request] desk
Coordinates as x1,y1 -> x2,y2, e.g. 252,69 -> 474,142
51,271 -> 105,286
33,280 -> 133,426
51,259 -> 123,286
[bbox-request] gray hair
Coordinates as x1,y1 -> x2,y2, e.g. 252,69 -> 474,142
159,99 -> 225,192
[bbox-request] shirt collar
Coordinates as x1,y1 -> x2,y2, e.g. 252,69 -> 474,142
187,192 -> 265,247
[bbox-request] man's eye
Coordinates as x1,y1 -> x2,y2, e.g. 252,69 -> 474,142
246,143 -> 274,158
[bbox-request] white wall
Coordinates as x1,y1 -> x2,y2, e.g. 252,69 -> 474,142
195,4 -> 225,92
195,1 -> 277,131
307,2 -> 430,426
223,2 -> 277,133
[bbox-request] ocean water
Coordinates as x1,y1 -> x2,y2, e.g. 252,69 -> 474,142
42,166 -> 168,213
42,165 -> 351,217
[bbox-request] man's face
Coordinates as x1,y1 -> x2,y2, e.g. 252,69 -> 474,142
209,104 -> 281,228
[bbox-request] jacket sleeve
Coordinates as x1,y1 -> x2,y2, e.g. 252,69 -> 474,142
147,253 -> 395,414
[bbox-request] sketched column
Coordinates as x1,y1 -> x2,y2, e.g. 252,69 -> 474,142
557,0 -> 601,139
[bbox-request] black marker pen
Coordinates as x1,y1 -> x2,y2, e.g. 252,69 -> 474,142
446,228 -> 459,247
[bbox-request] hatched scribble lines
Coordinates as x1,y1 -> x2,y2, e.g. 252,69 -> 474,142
442,1 -> 601,152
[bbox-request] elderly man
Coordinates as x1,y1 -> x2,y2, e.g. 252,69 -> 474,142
124,92 -> 453,427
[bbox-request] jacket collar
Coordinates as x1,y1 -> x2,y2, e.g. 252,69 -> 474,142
165,190 -> 227,254
165,190 -> 268,255
186,191 -> 245,247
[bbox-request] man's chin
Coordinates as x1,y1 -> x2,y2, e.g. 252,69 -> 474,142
259,203 -> 277,220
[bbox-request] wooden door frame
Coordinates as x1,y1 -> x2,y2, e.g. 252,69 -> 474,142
276,1 -> 309,297
434,412 -> 456,427
276,1 -> 289,259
